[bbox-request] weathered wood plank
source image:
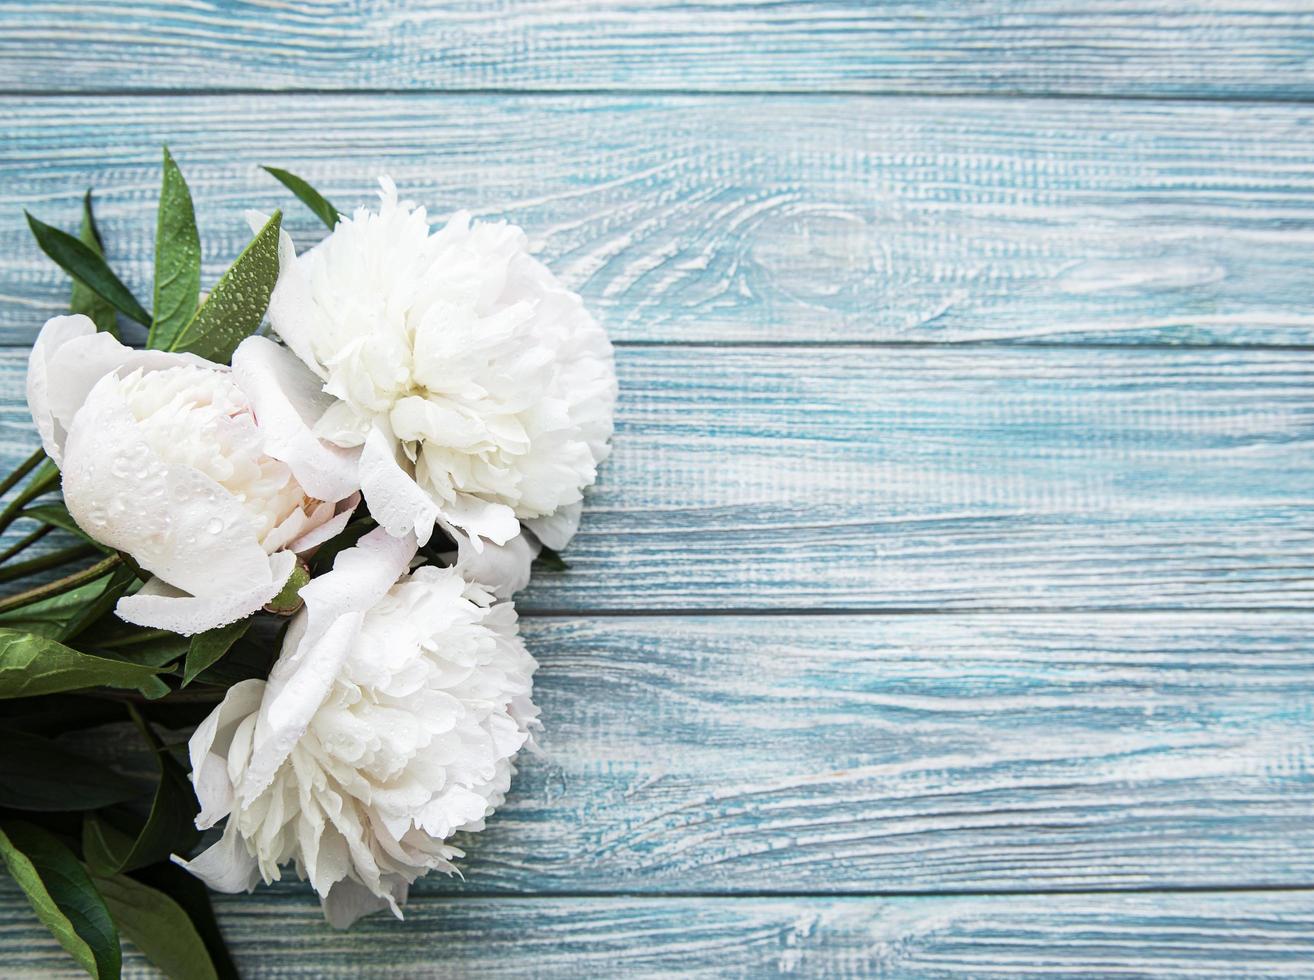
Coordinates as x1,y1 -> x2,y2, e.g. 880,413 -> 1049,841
0,346 -> 1309,611
8,613 -> 1314,895
295,612 -> 1314,893
5,887 -> 1314,978
5,95 -> 1314,346
2,1 -> 1313,99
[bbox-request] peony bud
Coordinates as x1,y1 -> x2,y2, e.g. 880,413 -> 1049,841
26,315 -> 360,635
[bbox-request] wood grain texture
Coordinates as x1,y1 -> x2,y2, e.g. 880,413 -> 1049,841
251,613 -> 1314,893
5,95 -> 1314,346
0,345 -> 1309,612
7,612 -> 1314,895
2,1 -> 1314,98
5,887 -> 1314,978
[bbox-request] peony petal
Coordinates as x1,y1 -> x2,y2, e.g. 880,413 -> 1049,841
265,227 -> 330,380
524,500 -> 583,551
172,820 -> 262,894
287,492 -> 360,554
26,315 -> 94,463
358,423 -> 441,546
61,374 -> 278,601
231,336 -> 360,503
240,528 -> 416,801
26,315 -> 209,465
441,518 -> 538,599
116,553 -> 296,635
188,679 -> 266,829
440,491 -> 520,549
321,876 -> 406,929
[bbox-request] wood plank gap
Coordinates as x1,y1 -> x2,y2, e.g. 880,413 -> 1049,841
518,606 -> 1314,618
6,88 -> 1314,106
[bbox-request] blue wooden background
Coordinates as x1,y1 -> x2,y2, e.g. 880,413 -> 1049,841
2,2 -> 1314,976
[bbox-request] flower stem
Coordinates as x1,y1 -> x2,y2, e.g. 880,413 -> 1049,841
0,447 -> 45,500
0,458 -> 60,538
0,523 -> 54,564
95,627 -> 174,649
0,543 -> 102,585
0,553 -> 121,614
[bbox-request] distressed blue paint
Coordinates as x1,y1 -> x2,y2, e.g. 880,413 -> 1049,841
2,96 -> 1314,346
0,1 -> 1313,99
1,3 -> 1312,973
0,347 -> 1309,612
6,885 -> 1314,977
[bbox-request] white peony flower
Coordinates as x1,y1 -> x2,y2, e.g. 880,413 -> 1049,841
176,528 -> 539,928
263,179 -> 616,587
26,315 -> 360,634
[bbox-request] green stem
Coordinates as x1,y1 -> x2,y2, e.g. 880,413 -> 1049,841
96,628 -> 174,650
0,523 -> 53,564
0,447 -> 45,500
0,554 -> 121,614
0,459 -> 60,538
0,543 -> 101,585
84,686 -> 224,706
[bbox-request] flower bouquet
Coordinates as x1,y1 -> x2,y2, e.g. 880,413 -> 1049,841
0,150 -> 615,977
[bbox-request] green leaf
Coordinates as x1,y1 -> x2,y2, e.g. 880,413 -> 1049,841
25,212 -> 151,327
0,573 -> 120,639
188,632 -> 275,689
131,863 -> 238,980
263,561 -> 309,616
263,166 -> 340,229
182,618 -> 250,687
0,729 -> 140,811
83,711 -> 198,875
309,516 -> 373,574
168,210 -> 282,362
535,545 -> 570,572
0,694 -> 124,738
92,873 -> 219,980
20,501 -> 97,544
147,147 -> 202,351
96,632 -> 188,670
70,191 -> 119,338
57,565 -> 138,643
0,820 -> 120,978
0,630 -> 167,700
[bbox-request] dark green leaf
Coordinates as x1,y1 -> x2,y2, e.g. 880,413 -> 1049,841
189,633 -> 276,689
132,862 -> 238,980
0,729 -> 140,811
309,516 -> 373,574
96,632 -> 188,669
263,166 -> 340,229
92,873 -> 219,980
58,566 -> 138,643
0,694 -> 125,738
25,212 -> 150,327
20,501 -> 97,544
148,147 -> 202,351
0,820 -> 120,978
168,210 -> 282,362
0,543 -> 101,587
0,458 -> 65,539
82,711 -> 198,874
0,630 -> 168,700
0,573 -> 120,639
535,545 -> 570,572
182,618 -> 250,687
70,191 -> 119,338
